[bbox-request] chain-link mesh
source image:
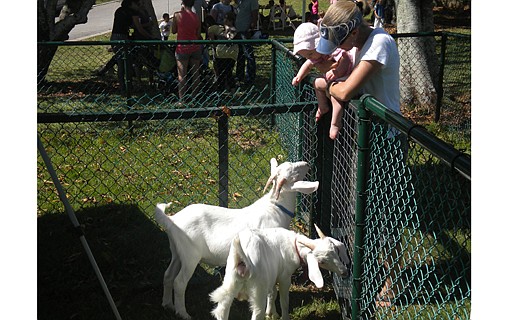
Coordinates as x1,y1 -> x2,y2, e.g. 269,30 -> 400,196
37,40 -> 318,230
38,34 -> 470,319
325,98 -> 470,319
393,32 -> 471,150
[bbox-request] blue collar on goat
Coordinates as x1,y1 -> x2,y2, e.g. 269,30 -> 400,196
275,203 -> 295,218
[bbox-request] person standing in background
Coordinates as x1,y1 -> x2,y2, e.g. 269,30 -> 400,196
108,0 -> 149,92
172,0 -> 203,101
193,0 -> 208,24
310,0 -> 319,23
210,0 -> 235,25
234,0 -> 259,86
373,0 -> 385,29
159,12 -> 171,40
208,11 -> 239,91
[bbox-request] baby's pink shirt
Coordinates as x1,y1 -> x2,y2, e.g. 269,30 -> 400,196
309,47 -> 356,75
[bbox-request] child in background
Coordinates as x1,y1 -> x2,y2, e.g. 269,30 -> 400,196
310,0 -> 319,23
207,11 -> 239,91
159,13 -> 171,40
317,9 -> 325,27
373,0 -> 385,28
292,22 -> 355,140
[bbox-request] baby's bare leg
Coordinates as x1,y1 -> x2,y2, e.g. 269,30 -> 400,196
314,77 -> 330,122
329,96 -> 345,140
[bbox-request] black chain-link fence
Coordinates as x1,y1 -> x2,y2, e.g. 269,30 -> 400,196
38,33 -> 470,319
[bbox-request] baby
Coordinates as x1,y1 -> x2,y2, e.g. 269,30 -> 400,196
292,22 -> 355,140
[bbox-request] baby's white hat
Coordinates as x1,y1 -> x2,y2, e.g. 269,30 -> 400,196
293,23 -> 320,55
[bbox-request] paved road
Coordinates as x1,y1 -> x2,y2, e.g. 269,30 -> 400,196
69,0 -> 181,40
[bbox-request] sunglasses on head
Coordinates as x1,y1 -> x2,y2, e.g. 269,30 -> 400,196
319,16 -> 362,48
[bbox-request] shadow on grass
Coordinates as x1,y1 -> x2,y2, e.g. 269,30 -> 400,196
38,204 -> 342,320
38,203 -> 215,319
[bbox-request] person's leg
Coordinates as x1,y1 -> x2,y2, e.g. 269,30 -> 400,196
244,43 -> 256,83
224,59 -> 236,90
235,41 -> 245,82
329,97 -> 345,140
214,58 -> 225,90
188,55 -> 201,98
115,49 -> 126,92
176,56 -> 189,100
314,77 -> 331,122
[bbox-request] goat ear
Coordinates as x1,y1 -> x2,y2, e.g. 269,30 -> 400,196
329,238 -> 351,265
306,253 -> 324,288
290,181 -> 319,194
314,224 -> 326,239
270,158 -> 278,175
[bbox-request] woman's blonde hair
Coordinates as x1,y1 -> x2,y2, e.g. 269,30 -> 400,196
322,0 -> 370,27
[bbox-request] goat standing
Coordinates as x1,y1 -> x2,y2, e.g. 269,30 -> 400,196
154,158 -> 319,319
210,226 -> 350,320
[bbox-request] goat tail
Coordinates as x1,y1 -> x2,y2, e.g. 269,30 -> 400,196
209,236 -> 250,316
210,240 -> 246,320
231,236 -> 251,279
154,202 -> 173,231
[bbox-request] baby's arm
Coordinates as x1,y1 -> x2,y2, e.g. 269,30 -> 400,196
326,51 -> 353,81
292,59 -> 315,86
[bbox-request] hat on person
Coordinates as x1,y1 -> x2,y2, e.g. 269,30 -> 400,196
293,23 -> 320,55
316,13 -> 362,55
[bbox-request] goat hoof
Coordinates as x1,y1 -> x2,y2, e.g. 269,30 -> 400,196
161,302 -> 174,311
176,312 -> 192,320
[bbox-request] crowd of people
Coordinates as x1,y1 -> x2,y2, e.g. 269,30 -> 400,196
107,0 -> 398,122
107,0 -> 266,100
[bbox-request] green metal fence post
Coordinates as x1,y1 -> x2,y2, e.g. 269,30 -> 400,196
218,112 -> 229,208
270,41 -> 277,126
435,32 -> 447,122
352,96 -> 372,320
123,41 -> 133,106
270,41 -> 277,106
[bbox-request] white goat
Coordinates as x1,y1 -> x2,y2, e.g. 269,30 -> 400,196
210,226 -> 350,320
154,158 -> 319,319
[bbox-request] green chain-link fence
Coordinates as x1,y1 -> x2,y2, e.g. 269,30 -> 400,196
38,33 -> 470,319
319,96 -> 470,320
37,39 -> 318,222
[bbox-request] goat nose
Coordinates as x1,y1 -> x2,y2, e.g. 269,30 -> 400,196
341,268 -> 350,279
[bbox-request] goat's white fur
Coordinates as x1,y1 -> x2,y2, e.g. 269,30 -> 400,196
209,227 -> 350,320
154,158 -> 319,319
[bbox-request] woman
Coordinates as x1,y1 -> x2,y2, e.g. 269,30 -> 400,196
172,0 -> 202,101
317,0 -> 400,115
316,0 -> 402,308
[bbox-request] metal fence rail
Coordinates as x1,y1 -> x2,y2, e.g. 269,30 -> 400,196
38,34 -> 470,319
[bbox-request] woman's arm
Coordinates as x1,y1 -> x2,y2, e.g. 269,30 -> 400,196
171,12 -> 179,34
328,59 -> 381,101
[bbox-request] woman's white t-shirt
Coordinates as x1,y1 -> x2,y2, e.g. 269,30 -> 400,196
355,27 -> 401,114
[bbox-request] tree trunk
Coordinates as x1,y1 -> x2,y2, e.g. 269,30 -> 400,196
38,0 -> 96,82
396,0 -> 438,111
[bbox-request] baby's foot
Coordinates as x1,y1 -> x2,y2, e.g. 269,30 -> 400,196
329,124 -> 340,140
316,106 -> 330,122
